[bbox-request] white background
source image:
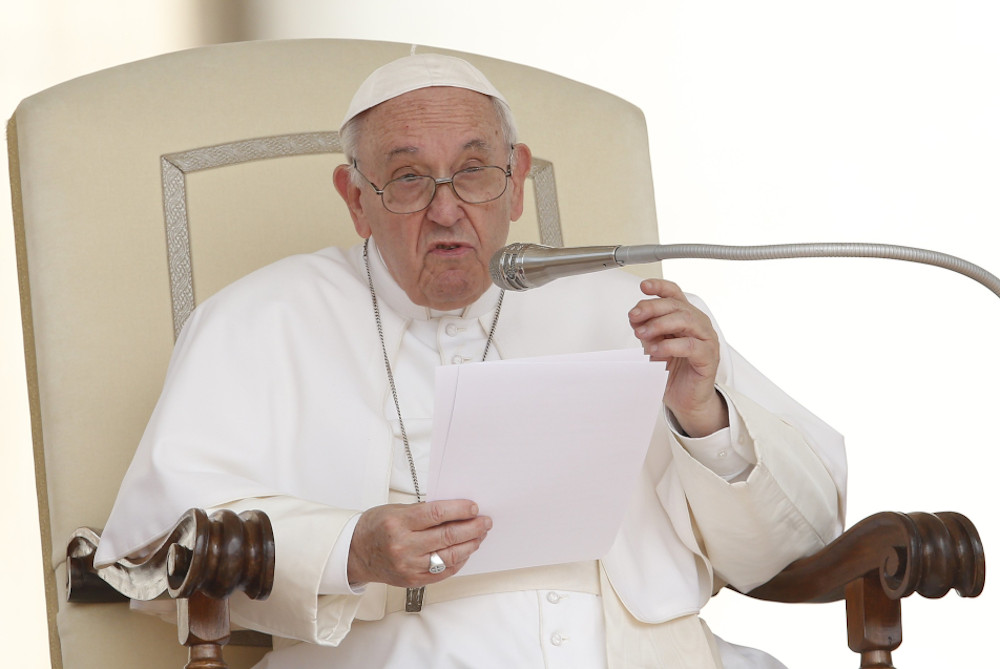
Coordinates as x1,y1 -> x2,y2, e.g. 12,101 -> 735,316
2,2 -> 997,667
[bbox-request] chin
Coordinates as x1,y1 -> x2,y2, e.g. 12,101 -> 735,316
423,279 -> 489,310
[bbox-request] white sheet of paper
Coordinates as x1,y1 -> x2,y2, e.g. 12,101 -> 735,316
427,349 -> 668,575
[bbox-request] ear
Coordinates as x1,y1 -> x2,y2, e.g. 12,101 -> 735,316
507,143 -> 532,222
333,164 -> 372,238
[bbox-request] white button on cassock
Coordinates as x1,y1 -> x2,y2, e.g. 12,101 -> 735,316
537,591 -> 605,667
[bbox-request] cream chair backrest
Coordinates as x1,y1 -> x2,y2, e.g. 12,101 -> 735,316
9,39 -> 659,669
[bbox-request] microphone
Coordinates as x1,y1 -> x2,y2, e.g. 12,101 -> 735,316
489,243 -> 676,291
489,243 -> 634,291
490,241 -> 1000,297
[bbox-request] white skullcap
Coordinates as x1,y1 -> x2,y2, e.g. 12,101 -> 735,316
340,53 -> 510,130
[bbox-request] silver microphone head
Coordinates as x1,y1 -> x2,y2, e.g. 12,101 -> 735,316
489,243 -> 622,291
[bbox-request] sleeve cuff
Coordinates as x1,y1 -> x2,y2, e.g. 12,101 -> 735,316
665,387 -> 755,482
319,512 -> 367,596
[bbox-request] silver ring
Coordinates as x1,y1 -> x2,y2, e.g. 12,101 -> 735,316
428,551 -> 446,574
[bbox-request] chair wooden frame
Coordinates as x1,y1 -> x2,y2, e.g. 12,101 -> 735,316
67,509 -> 275,669
68,508 -> 983,669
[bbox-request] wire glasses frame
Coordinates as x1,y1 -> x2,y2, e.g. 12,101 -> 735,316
352,159 -> 514,215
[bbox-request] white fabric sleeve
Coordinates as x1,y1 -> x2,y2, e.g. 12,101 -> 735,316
662,383 -> 842,592
203,496 -> 367,646
665,387 -> 755,482
319,512 -> 366,595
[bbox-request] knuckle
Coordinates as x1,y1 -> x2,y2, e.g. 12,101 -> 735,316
382,514 -> 405,536
442,523 -> 462,546
427,502 -> 448,525
449,546 -> 471,566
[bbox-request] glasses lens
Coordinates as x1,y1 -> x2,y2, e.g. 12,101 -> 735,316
383,175 -> 436,214
453,166 -> 508,204
380,166 -> 510,214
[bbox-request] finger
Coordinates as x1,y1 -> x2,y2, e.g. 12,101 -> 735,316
405,520 -> 491,586
634,307 -> 718,350
646,337 -> 717,369
405,499 -> 482,531
629,297 -> 685,329
419,514 -> 493,556
629,282 -> 693,326
426,530 -> 490,577
446,513 -> 493,543
633,308 -> 699,339
640,278 -> 686,299
405,512 -> 492,575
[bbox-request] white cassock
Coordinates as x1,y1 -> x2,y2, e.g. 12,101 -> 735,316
96,242 -> 847,668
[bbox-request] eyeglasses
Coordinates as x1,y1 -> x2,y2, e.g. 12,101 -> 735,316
353,161 -> 512,215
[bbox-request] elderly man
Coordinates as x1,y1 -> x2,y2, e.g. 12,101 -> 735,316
97,53 -> 845,668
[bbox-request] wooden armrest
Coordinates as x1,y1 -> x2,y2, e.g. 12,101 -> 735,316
69,508 -> 984,668
741,511 -> 985,668
67,508 -> 275,668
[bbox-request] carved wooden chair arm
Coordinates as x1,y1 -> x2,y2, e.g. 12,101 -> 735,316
66,508 -> 984,668
67,508 -> 275,669
741,511 -> 986,668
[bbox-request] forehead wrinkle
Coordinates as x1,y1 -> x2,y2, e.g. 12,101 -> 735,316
380,138 -> 497,165
362,89 -> 505,168
364,87 -> 502,158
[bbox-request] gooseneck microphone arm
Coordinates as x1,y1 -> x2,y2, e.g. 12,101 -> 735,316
490,242 -> 1000,299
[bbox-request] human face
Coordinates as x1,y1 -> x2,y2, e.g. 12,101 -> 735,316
334,87 -> 532,310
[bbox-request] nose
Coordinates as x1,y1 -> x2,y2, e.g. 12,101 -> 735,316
425,178 -> 465,227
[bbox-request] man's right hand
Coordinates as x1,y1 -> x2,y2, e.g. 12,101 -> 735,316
347,500 -> 492,587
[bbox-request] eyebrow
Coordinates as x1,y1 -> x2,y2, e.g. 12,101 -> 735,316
385,146 -> 419,160
462,139 -> 492,153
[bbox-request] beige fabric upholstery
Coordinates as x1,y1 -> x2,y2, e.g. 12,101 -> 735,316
9,39 -> 660,669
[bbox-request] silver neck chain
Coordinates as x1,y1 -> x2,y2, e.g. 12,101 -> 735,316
363,238 -> 504,503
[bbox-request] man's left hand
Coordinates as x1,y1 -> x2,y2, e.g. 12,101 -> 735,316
629,279 -> 729,438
